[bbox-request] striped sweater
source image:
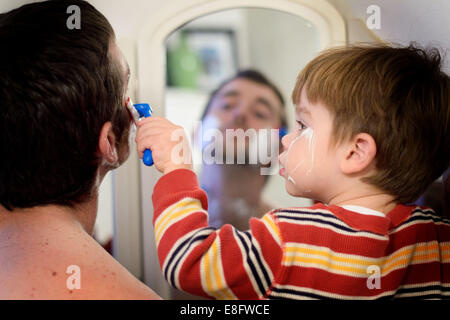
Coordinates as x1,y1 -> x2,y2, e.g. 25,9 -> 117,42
152,169 -> 450,299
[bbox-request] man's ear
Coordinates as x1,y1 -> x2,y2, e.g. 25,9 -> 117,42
340,133 -> 377,175
98,122 -> 118,164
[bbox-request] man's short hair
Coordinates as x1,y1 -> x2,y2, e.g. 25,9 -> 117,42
201,69 -> 287,129
292,44 -> 450,203
0,0 -> 129,210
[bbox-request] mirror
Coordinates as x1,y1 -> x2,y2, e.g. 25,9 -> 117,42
164,8 -> 320,221
137,0 -> 346,299
162,7 -> 323,299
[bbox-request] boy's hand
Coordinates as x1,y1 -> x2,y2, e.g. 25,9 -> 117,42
135,117 -> 193,175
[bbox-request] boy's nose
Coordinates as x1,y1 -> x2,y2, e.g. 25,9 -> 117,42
281,133 -> 290,151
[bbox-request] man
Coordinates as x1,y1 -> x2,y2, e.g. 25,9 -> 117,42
0,0 -> 159,299
197,70 -> 287,230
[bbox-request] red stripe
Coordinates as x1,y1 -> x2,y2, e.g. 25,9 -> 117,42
177,232 -> 217,299
219,225 -> 260,299
279,222 -> 388,257
282,261 -> 448,298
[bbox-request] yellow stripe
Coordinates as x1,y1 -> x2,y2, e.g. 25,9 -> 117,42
442,254 -> 450,262
262,214 -> 281,243
284,242 -> 445,277
202,247 -> 216,298
288,256 -> 368,275
155,207 -> 199,244
382,243 -> 440,274
155,203 -> 202,243
211,240 -> 235,300
155,199 -> 199,234
285,246 -> 378,267
200,239 -> 235,300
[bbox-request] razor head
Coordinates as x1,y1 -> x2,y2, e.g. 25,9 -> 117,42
134,103 -> 153,118
126,97 -> 141,124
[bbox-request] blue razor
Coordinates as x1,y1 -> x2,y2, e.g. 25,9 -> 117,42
126,98 -> 154,166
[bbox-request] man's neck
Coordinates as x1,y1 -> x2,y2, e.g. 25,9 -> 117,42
0,194 -> 99,236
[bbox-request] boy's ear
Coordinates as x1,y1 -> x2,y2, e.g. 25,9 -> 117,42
340,133 -> 377,175
98,122 -> 118,164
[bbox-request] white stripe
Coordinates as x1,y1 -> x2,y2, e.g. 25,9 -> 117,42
277,217 -> 387,241
232,229 -> 264,297
200,236 -> 237,300
156,207 -> 208,245
247,232 -> 275,285
284,242 -> 381,270
239,232 -> 271,294
271,284 -> 396,300
162,228 -> 214,288
272,282 -> 450,300
154,197 -> 203,234
340,205 -> 385,217
390,212 -> 450,234
261,215 -> 282,246
277,210 -> 349,228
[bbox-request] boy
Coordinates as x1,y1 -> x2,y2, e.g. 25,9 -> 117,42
136,44 -> 450,299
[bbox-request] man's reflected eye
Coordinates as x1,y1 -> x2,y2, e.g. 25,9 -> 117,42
252,105 -> 271,120
221,104 -> 233,110
254,111 -> 268,120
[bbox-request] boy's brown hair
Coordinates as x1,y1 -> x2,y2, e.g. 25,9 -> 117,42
292,44 -> 450,203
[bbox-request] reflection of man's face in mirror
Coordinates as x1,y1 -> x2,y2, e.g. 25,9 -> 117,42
203,77 -> 283,161
207,77 -> 282,131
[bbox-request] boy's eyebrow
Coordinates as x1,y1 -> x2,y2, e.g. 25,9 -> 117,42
296,105 -> 311,117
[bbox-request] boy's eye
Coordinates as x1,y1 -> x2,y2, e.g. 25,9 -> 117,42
296,120 -> 307,132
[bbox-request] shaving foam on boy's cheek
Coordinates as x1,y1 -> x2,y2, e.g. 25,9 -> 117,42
285,127 -> 315,188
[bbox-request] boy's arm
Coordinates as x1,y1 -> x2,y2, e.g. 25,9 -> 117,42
152,169 -> 284,299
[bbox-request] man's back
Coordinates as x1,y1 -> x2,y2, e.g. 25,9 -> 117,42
0,208 -> 159,299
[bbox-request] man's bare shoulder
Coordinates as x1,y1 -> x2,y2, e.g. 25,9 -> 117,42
0,221 -> 160,300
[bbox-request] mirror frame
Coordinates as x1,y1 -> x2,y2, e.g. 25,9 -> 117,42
135,0 -> 346,298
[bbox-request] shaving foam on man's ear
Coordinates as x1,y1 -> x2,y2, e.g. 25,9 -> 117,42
126,97 -> 154,166
101,146 -> 120,168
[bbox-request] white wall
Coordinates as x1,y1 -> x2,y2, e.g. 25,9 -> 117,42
328,0 -> 450,71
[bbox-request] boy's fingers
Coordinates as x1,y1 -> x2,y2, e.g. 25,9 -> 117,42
135,124 -> 167,141
137,116 -> 168,127
137,138 -> 154,154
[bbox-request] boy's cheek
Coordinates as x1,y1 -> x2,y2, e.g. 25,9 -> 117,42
284,176 -> 305,197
